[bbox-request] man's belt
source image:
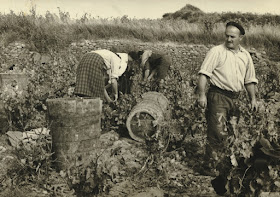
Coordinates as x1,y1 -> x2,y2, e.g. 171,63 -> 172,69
209,85 -> 240,99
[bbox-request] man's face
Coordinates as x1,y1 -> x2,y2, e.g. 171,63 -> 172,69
225,26 -> 243,50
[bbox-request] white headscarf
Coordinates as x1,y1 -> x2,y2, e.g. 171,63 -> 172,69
116,53 -> 128,77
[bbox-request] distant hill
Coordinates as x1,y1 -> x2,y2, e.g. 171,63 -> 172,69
162,4 -> 280,26
162,4 -> 205,22
177,4 -> 203,13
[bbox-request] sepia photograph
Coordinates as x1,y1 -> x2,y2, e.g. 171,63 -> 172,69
0,0 -> 280,196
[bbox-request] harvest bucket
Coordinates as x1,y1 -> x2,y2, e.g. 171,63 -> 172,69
46,97 -> 102,170
126,91 -> 170,142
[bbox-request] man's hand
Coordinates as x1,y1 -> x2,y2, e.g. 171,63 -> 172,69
250,98 -> 258,111
198,93 -> 207,108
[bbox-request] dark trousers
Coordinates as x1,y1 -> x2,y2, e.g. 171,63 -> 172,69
204,86 -> 240,173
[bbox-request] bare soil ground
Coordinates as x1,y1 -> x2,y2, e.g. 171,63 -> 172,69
0,131 -> 220,197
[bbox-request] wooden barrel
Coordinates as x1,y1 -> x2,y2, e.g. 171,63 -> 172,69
126,92 -> 170,142
46,97 -> 102,170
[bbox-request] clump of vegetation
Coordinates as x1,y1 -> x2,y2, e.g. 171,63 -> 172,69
0,6 -> 280,59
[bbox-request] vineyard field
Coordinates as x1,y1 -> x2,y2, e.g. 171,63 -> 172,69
0,37 -> 280,196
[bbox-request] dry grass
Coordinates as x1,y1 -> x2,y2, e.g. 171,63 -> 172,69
0,10 -> 279,58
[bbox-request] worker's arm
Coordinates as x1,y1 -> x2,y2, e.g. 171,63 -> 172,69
111,78 -> 118,102
245,83 -> 258,111
197,74 -> 208,108
141,50 -> 152,67
147,69 -> 157,81
144,69 -> 150,81
104,88 -> 112,103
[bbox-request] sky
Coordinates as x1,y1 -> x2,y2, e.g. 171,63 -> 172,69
0,0 -> 280,19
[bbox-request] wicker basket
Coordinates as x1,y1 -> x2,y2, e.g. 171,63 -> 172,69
126,92 -> 170,142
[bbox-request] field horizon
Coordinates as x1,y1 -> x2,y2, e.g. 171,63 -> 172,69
0,6 -> 280,61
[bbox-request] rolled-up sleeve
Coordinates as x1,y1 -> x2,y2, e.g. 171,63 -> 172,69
244,53 -> 258,84
198,47 -> 220,78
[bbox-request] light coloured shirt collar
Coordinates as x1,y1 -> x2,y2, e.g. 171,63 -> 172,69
223,43 -> 245,53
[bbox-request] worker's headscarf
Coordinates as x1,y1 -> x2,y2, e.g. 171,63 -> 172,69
116,53 -> 128,77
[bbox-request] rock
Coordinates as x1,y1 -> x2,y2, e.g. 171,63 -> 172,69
131,187 -> 165,197
71,42 -> 77,47
256,52 -> 262,59
6,131 -> 22,147
0,146 -> 6,153
32,52 -> 41,63
6,128 -> 50,148
260,192 -> 280,197
40,54 -> 51,64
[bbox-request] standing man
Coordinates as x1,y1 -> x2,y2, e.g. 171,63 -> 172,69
197,21 -> 258,194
